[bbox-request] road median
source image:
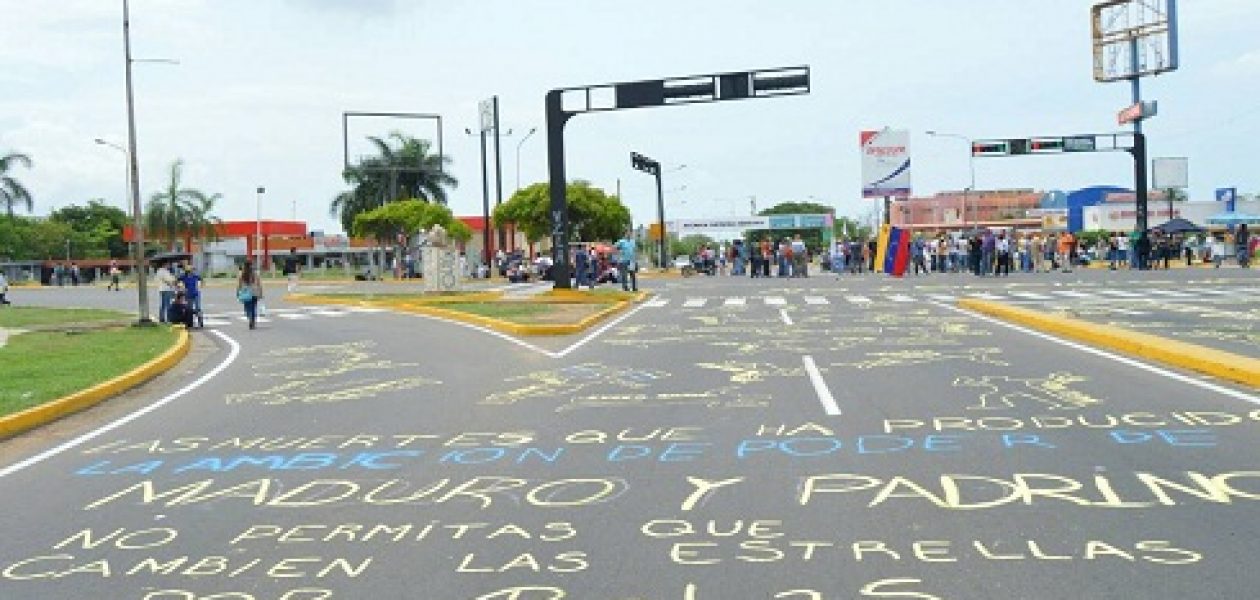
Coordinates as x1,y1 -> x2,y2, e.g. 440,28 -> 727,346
0,314 -> 189,439
291,289 -> 647,336
958,298 -> 1260,388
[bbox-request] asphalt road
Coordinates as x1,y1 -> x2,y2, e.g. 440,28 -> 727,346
2,268 -> 1259,599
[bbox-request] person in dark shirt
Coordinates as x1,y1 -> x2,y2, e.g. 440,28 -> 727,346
168,291 -> 196,329
177,265 -> 203,328
283,247 -> 302,292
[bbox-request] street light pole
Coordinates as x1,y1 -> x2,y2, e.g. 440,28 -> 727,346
515,127 -> 537,192
255,186 -> 265,270
926,130 -> 976,226
122,0 -> 150,324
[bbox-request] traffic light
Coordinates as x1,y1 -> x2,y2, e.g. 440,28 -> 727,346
971,140 -> 1010,156
1030,137 -> 1065,153
631,152 -> 659,175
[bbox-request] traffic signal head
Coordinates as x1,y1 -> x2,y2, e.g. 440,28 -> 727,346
971,141 -> 1010,156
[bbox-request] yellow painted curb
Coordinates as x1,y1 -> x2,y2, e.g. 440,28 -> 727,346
959,298 -> 1260,388
0,327 -> 191,439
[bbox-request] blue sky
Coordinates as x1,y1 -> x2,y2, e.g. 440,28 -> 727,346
2,0 -> 1257,234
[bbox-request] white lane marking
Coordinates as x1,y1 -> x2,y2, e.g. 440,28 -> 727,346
804,296 -> 830,305
888,294 -> 915,303
1053,290 -> 1091,298
645,298 -> 669,308
0,330 -> 242,479
277,313 -> 313,320
342,307 -> 388,313
309,310 -> 348,317
554,300 -> 653,358
1010,292 -> 1053,300
725,297 -> 747,306
968,293 -> 1005,300
779,309 -> 794,325
1097,289 -> 1143,297
1145,290 -> 1191,297
933,302 -> 1260,406
202,319 -> 232,327
683,298 -> 707,308
847,295 -> 871,304
929,294 -> 957,301
802,355 -> 841,416
764,296 -> 787,306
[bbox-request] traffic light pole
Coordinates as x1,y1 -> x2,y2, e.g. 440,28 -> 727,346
543,66 -> 810,289
545,90 -> 573,288
1131,132 -> 1148,234
655,170 -> 666,268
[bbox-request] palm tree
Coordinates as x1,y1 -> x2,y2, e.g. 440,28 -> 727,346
145,159 -> 221,251
330,132 -> 456,232
0,151 -> 34,219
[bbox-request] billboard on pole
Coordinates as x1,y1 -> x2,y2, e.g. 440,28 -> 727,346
861,129 -> 911,198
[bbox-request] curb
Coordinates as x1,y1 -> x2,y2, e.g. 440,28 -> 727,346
0,327 -> 191,440
291,291 -> 648,336
958,298 -> 1260,388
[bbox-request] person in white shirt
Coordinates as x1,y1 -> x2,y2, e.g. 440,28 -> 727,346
155,264 -> 177,323
0,272 -> 10,306
995,233 -> 1012,276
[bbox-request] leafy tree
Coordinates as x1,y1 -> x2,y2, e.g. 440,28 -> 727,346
145,160 -> 222,250
331,132 -> 457,233
495,181 -> 631,245
50,201 -> 129,258
669,234 -> 716,259
351,199 -> 472,243
0,151 -> 34,219
833,216 -> 873,241
0,216 -> 73,260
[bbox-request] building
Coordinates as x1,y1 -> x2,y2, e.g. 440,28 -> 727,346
890,189 -> 1044,231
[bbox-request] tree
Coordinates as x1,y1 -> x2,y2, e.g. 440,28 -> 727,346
0,151 -> 34,219
0,216 -> 73,260
50,201 -> 129,258
331,132 -> 457,233
145,160 -> 222,250
833,216 -> 873,241
351,199 -> 472,243
495,181 -> 631,245
670,234 -> 716,259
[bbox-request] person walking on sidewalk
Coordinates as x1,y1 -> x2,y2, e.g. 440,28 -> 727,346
0,272 -> 10,306
237,261 -> 264,330
106,259 -> 122,291
178,264 -> 204,329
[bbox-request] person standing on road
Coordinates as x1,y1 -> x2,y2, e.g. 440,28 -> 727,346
574,244 -> 592,289
237,261 -> 264,330
1237,224 -> 1251,269
178,264 -> 204,329
155,262 -> 177,323
995,232 -> 1011,276
791,235 -> 808,278
0,272 -> 10,306
614,230 -> 639,292
107,259 -> 121,291
1211,234 -> 1226,268
282,247 -> 302,293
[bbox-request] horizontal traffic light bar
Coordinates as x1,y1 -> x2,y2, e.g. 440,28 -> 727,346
972,133 -> 1136,157
552,66 -> 810,115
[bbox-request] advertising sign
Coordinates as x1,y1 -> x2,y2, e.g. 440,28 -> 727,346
676,217 -> 770,234
1151,157 -> 1188,189
1216,187 -> 1237,213
861,129 -> 912,198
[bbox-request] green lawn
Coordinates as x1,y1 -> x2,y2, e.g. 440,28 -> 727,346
438,302 -> 603,324
0,307 -> 130,329
0,309 -> 178,417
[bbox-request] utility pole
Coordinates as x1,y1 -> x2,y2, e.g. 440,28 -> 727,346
123,0 -> 150,324
492,96 -> 506,251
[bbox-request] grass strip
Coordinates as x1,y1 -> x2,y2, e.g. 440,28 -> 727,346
0,307 -> 129,329
0,325 -> 177,417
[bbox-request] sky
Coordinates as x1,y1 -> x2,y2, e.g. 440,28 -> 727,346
2,0 -> 1258,235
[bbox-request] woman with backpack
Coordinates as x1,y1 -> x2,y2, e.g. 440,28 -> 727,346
237,261 -> 264,330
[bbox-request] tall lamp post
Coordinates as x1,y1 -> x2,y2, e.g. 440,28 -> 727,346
926,131 -> 977,226
255,186 -> 266,270
95,138 -> 135,272
515,127 -> 537,192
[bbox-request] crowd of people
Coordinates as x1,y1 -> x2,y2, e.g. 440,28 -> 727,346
668,224 -> 1255,280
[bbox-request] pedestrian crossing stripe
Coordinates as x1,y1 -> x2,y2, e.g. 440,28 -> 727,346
642,287 -> 1257,309
888,294 -> 914,303
847,296 -> 871,303
683,299 -> 707,308
804,296 -> 830,305
725,297 -> 747,306
276,313 -> 313,320
764,297 -> 787,306
929,294 -> 957,301
1010,292 -> 1053,300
